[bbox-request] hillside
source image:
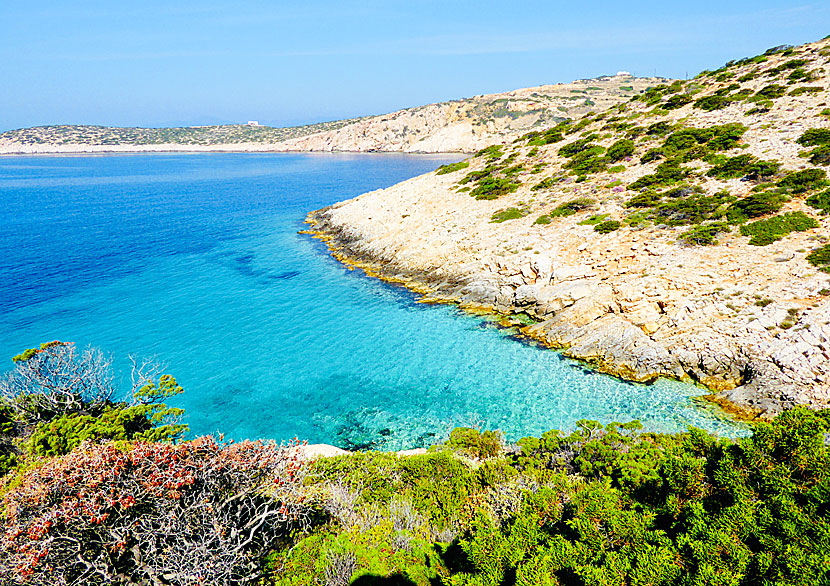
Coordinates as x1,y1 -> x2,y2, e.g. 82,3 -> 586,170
0,75 -> 662,154
309,37 -> 830,417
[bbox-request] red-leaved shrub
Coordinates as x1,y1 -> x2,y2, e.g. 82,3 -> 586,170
1,436 -> 309,586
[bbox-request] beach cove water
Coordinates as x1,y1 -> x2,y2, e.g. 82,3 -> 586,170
0,153 -> 745,449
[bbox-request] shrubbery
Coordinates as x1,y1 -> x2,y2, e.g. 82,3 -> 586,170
738,211 -> 818,245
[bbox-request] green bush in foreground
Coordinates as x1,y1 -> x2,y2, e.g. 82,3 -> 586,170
268,409 -> 830,586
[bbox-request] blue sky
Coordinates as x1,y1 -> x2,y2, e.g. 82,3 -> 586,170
0,1 -> 828,131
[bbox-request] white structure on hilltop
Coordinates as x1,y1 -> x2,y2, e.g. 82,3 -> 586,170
616,71 -> 632,77
247,121 -> 260,126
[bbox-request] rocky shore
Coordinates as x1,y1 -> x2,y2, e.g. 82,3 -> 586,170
308,192 -> 830,418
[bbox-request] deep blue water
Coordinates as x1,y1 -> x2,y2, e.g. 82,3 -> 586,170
0,153 -> 744,449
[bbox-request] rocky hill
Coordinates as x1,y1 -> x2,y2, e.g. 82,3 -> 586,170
309,37 -> 830,417
0,75 -> 662,154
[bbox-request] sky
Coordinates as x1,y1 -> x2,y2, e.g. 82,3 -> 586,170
0,1 -> 828,131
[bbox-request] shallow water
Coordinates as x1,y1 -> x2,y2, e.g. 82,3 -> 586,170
0,153 -> 745,449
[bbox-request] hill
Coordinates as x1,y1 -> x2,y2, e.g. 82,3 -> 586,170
0,75 -> 662,154
309,37 -> 830,417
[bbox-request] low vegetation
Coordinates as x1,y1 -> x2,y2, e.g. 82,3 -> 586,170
2,342 -> 830,585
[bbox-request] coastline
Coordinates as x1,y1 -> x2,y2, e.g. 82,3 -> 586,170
305,178 -> 830,420
301,217 -> 763,422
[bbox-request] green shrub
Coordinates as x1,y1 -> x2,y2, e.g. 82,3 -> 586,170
578,213 -> 609,225
445,427 -> 503,459
752,84 -> 788,100
490,207 -> 526,222
679,222 -> 730,245
739,211 -> 818,245
534,214 -> 551,225
549,197 -> 596,217
806,188 -> 830,212
806,244 -> 830,271
474,144 -> 505,160
694,94 -> 733,110
797,128 -> 830,147
605,139 -> 635,161
470,177 -> 519,200
532,177 -> 557,190
628,160 -> 688,189
726,191 -> 785,222
808,145 -> 830,166
706,154 -> 756,178
558,136 -> 599,158
789,86 -> 823,96
435,160 -> 470,175
777,168 -> 828,193
523,127 -> 565,146
594,220 -> 621,233
564,146 -> 607,175
662,94 -> 693,110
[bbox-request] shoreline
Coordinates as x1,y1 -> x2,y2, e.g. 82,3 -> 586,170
0,144 -> 468,156
302,213 -> 769,423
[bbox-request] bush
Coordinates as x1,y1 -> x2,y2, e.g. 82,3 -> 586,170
777,168 -> 828,193
661,94 -> 693,110
490,207 -> 526,223
679,222 -> 730,245
808,145 -> 830,166
605,139 -> 635,161
797,128 -> 830,147
435,160 -> 469,175
706,154 -> 756,178
474,145 -> 504,160
726,191 -> 785,222
594,220 -> 621,233
470,177 -> 519,200
629,160 -> 688,189
549,197 -> 596,217
806,244 -> 830,271
445,427 -> 503,459
789,86 -> 823,96
0,437 -> 309,586
694,94 -> 734,111
806,188 -> 830,212
739,211 -> 818,245
558,136 -> 599,158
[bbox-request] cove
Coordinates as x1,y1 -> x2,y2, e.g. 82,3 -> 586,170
0,153 -> 745,450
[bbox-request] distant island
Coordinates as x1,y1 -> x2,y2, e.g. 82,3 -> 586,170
0,75 -> 665,155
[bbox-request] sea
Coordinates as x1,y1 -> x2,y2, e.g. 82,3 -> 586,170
0,153 -> 745,449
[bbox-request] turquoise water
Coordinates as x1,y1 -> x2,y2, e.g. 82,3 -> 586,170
0,153 -> 744,449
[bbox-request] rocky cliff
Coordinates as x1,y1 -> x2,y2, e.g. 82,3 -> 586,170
309,38 -> 830,417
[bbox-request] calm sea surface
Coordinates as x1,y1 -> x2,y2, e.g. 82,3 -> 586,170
0,153 -> 744,448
